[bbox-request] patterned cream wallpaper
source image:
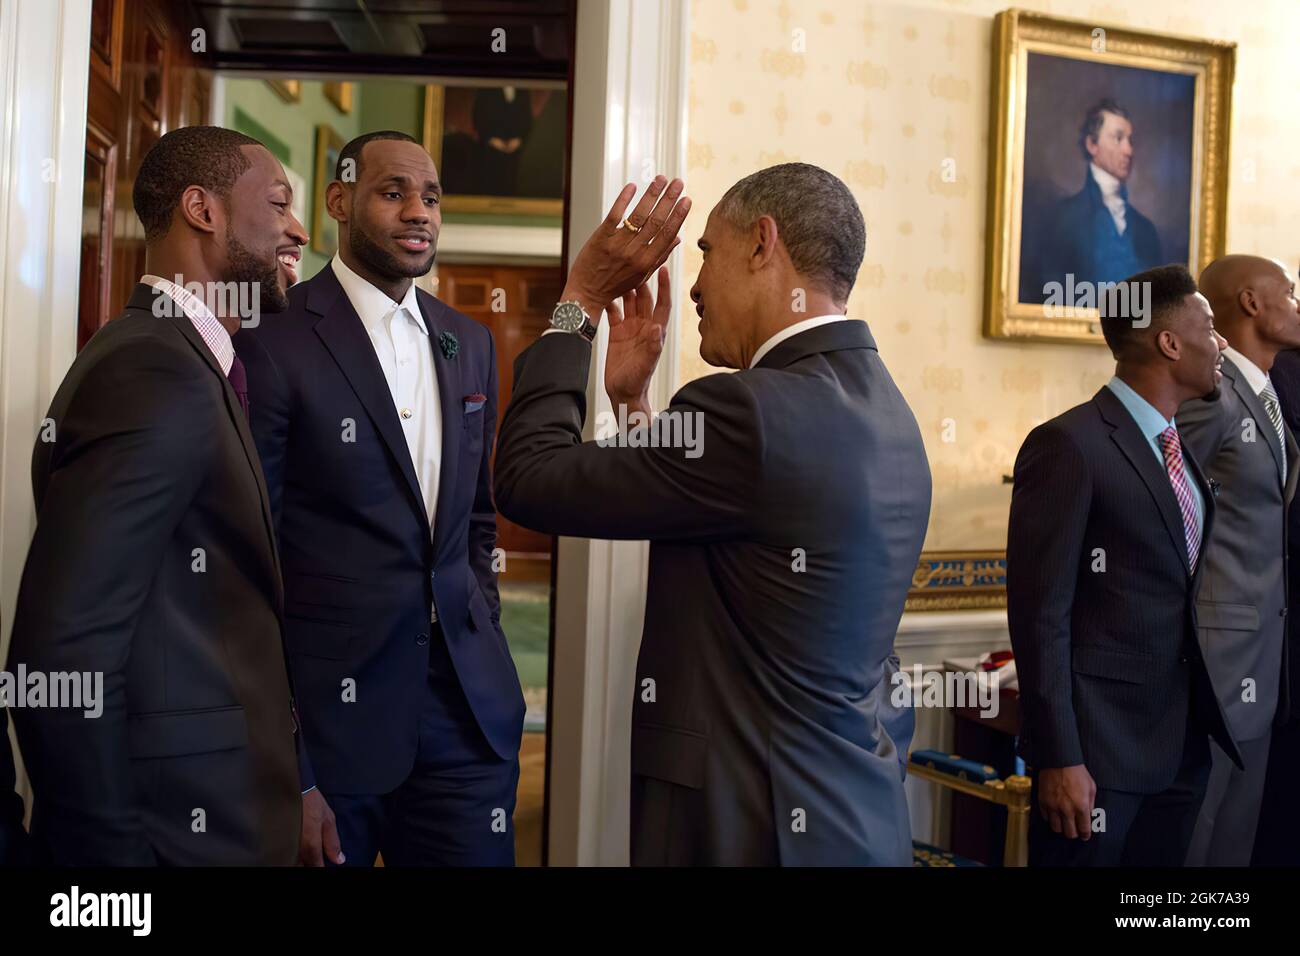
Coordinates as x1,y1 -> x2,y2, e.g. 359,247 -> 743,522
677,0 -> 1300,550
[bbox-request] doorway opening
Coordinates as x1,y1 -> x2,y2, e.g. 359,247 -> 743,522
80,0 -> 573,867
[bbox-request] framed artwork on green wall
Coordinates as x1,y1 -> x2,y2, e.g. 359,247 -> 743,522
312,124 -> 344,255
422,81 -> 565,218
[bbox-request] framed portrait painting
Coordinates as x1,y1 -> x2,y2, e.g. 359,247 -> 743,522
423,81 -> 566,218
983,10 -> 1235,344
311,124 -> 344,255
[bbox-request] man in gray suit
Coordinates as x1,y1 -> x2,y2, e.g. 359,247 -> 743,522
1179,254 -> 1300,865
495,163 -> 929,865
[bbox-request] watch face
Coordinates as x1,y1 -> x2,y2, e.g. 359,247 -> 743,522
552,302 -> 585,332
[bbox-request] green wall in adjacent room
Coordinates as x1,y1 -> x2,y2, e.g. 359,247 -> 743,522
357,80 -> 425,144
224,78 -> 365,281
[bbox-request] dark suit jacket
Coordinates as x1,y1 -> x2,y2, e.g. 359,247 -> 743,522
1252,348 -> 1300,863
234,264 -> 523,796
1179,355 -> 1298,742
7,283 -> 300,865
1270,349 -> 1300,705
0,706 -> 28,864
1007,386 -> 1240,794
495,320 -> 930,865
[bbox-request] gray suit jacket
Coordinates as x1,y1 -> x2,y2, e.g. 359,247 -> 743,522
1178,354 -> 1298,744
495,320 -> 930,865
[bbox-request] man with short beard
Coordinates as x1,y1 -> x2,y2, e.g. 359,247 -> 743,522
7,126 -> 308,865
1008,264 -> 1239,866
235,131 -> 524,866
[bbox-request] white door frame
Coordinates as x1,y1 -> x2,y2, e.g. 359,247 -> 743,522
0,0 -> 92,802
546,0 -> 690,866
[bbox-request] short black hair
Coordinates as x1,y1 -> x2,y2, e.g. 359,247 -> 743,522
1100,263 -> 1198,359
334,130 -> 421,183
1079,99 -> 1131,161
133,126 -> 262,243
715,162 -> 866,304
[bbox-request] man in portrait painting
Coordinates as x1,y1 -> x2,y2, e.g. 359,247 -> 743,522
1037,99 -> 1162,295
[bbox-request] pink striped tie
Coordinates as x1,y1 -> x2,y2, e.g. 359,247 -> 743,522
1158,426 -> 1200,570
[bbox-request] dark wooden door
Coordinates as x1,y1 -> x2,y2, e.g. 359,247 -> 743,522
438,263 -> 562,556
81,0 -> 213,350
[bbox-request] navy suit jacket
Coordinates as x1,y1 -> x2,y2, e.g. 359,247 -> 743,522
1,706 -> 28,864
496,321 -> 928,865
1007,387 -> 1239,793
235,264 -> 524,795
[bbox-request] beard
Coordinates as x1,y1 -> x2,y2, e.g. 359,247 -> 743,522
349,215 -> 437,280
226,232 -> 287,314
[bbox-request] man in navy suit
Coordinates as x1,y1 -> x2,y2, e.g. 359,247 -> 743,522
1008,264 -> 1238,865
236,131 -> 524,866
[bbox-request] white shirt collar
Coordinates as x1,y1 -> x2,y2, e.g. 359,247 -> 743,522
1222,345 -> 1271,396
141,273 -> 234,375
331,254 -> 427,336
749,314 -> 849,369
1090,162 -> 1124,200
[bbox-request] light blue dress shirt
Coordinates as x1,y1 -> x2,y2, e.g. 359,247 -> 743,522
1106,376 -> 1204,537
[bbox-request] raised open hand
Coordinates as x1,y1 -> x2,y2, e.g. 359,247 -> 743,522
562,176 -> 690,320
605,267 -> 671,417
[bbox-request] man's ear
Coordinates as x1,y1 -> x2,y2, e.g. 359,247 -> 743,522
177,185 -> 219,236
1238,287 -> 1260,317
325,180 -> 348,224
1155,327 -> 1180,362
750,214 -> 779,272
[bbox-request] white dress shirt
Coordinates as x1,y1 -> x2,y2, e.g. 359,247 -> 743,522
1090,162 -> 1128,236
1222,345 -> 1269,396
142,274 -> 234,375
1222,345 -> 1287,485
331,255 -> 443,534
749,314 -> 849,368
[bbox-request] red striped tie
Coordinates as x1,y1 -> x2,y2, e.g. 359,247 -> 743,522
1158,426 -> 1200,570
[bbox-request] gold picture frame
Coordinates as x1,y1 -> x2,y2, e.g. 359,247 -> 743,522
906,551 -> 1007,613
422,83 -> 565,218
323,81 -> 353,115
266,78 -> 301,104
311,124 -> 344,255
984,9 -> 1235,344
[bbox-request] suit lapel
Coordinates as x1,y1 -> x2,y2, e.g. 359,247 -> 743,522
137,284 -> 284,608
422,292 -> 462,558
1228,358 -> 1287,489
309,269 -> 430,529
1095,388 -> 1193,576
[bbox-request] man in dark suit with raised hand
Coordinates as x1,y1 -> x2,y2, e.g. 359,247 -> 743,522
1008,264 -> 1239,866
7,126 -> 308,865
236,131 -> 524,867
495,163 -> 929,865
1179,255 -> 1300,866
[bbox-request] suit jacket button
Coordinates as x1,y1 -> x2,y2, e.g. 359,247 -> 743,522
416,633 -> 429,646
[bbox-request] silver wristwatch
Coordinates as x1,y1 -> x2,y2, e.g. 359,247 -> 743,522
550,300 -> 597,342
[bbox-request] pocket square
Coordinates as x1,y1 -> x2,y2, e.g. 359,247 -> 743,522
463,393 -> 487,414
